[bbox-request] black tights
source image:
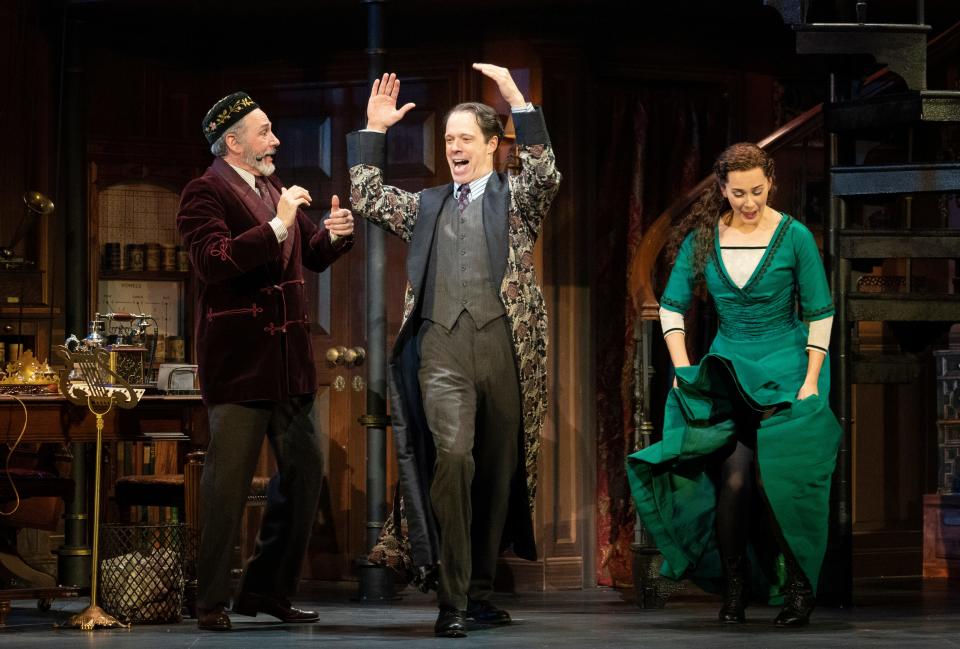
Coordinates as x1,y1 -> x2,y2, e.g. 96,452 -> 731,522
716,438 -> 756,563
715,432 -> 809,590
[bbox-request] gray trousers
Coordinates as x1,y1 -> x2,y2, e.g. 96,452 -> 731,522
197,395 -> 323,611
418,312 -> 521,611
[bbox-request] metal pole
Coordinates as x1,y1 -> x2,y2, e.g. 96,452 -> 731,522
57,9 -> 91,589
826,71 -> 853,608
356,0 -> 393,601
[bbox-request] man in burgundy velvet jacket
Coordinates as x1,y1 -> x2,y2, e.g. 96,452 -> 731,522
177,92 -> 353,631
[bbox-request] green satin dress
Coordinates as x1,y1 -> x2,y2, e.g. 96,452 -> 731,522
626,213 -> 841,598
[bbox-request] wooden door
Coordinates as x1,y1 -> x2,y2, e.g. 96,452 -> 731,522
266,81 -> 366,581
258,61 -> 470,581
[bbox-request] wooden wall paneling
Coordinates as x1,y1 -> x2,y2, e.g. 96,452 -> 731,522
550,49 -> 592,591
0,0 -> 62,363
85,54 -> 146,140
546,47 -> 596,590
486,44 -> 592,592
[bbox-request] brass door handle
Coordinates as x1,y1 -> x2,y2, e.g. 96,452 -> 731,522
325,346 -> 366,368
326,346 -> 348,366
344,347 -> 366,367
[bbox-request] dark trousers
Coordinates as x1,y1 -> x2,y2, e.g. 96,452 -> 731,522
196,395 -> 323,611
418,312 -> 521,611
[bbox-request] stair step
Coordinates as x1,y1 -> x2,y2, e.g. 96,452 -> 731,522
846,293 -> 960,321
851,354 -> 922,384
839,230 -> 960,258
763,0 -> 802,26
831,163 -> 960,196
797,23 -> 930,35
795,23 -> 929,90
827,91 -> 960,130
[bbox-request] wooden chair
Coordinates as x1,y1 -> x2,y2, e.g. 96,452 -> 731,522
113,453 -> 273,615
111,450 -> 204,617
0,463 -> 79,625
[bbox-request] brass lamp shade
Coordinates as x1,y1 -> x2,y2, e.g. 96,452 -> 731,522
24,190 -> 55,215
1,190 -> 54,262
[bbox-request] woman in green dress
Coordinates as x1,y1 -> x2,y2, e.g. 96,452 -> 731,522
626,142 -> 840,626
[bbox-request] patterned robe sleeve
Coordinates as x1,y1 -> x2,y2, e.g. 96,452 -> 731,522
347,130 -> 420,242
508,109 -> 562,240
793,224 -> 835,322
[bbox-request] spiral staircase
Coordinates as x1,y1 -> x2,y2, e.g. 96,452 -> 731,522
630,0 -> 960,606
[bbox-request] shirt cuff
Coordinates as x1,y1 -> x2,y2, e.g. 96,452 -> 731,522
806,315 -> 833,354
329,231 -> 340,244
659,307 -> 686,339
511,103 -> 534,113
269,217 -> 288,243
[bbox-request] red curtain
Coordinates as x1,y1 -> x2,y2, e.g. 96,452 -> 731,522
593,83 -> 730,587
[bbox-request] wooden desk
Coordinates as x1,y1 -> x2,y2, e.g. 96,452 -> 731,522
0,393 -> 208,530
0,393 -> 208,622
0,394 -> 208,446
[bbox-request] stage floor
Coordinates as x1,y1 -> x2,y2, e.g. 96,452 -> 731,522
2,578 -> 957,647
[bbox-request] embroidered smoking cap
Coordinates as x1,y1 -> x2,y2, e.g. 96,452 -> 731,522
202,91 -> 259,144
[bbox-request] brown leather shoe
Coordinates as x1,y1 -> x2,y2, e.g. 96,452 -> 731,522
233,591 -> 319,622
197,606 -> 231,631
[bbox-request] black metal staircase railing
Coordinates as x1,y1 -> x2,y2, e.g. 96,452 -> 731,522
768,0 -> 960,605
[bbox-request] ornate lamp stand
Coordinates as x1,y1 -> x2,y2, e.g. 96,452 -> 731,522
54,346 -> 141,630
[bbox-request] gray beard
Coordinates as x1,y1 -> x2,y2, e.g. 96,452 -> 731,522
242,148 -> 275,177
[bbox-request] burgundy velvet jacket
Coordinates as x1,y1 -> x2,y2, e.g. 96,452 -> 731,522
177,157 -> 352,405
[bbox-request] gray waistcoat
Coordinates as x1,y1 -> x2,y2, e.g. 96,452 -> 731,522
421,194 -> 505,330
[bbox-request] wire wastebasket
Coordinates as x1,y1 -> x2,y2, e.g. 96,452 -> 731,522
98,523 -> 195,624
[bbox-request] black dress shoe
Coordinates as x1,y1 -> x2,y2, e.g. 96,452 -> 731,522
466,598 -> 512,625
197,606 -> 231,631
233,591 -> 319,622
434,607 -> 467,638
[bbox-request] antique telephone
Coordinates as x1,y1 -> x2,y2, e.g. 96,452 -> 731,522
70,313 -> 198,393
65,312 -> 160,386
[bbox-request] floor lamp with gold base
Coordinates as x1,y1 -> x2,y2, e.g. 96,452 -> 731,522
54,346 -> 141,630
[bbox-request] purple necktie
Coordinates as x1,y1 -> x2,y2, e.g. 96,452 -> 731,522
254,175 -> 275,213
255,175 -> 292,266
457,183 -> 471,215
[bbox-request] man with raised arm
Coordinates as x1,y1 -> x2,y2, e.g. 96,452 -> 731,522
347,65 -> 561,638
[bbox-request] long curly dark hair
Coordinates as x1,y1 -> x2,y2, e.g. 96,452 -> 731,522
666,142 -> 776,278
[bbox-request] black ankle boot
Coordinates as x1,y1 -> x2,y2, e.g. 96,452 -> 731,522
774,554 -> 815,627
718,556 -> 748,623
